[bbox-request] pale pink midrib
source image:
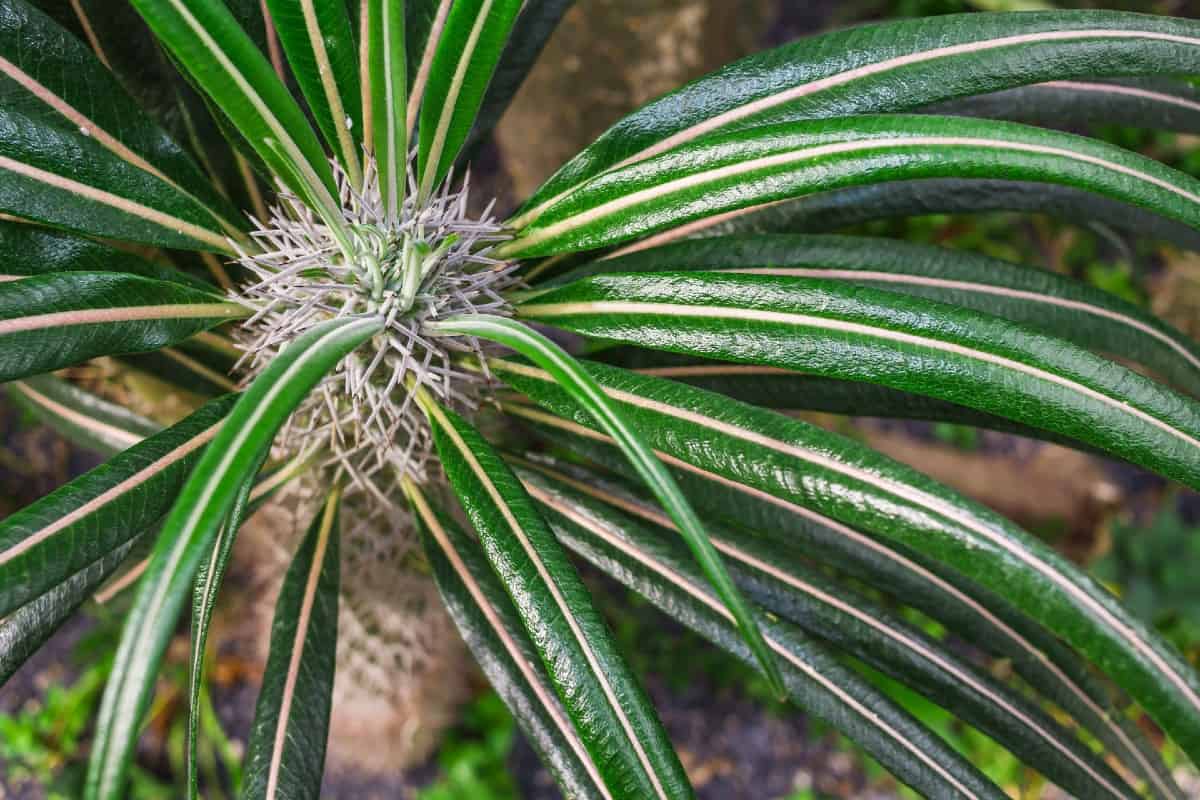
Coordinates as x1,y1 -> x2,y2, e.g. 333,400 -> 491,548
0,422 -> 220,567
1041,80 -> 1200,114
515,27 -> 1200,226
409,488 -> 613,800
522,299 -> 1200,453
731,267 -> 1200,375
430,405 -> 671,800
12,381 -> 142,451
0,155 -> 231,251
513,136 -> 1200,253
524,482 -> 979,799
0,302 -> 243,336
496,392 -> 1179,797
265,496 -> 335,799
406,0 -> 453,135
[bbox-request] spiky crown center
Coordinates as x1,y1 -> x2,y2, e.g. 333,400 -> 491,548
233,158 -> 518,509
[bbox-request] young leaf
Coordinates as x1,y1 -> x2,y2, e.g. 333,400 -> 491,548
517,272 -> 1200,490
366,0 -> 407,220
428,314 -> 786,697
502,115 -> 1200,257
492,358 -> 1200,764
416,0 -> 522,199
0,272 -> 248,382
420,400 -> 693,800
407,482 -> 612,800
264,0 -> 362,181
84,315 -> 381,800
241,488 -> 341,800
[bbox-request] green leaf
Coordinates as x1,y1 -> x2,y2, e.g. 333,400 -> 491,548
0,394 -> 233,620
515,458 -> 1151,800
686,178 -> 1200,256
0,0 -> 244,241
517,272 -> 1200,490
405,0 -> 451,130
416,0 -> 522,199
0,221 -> 213,290
501,115 -> 1200,258
408,483 -> 610,800
516,10 -> 1200,220
429,314 -> 785,697
240,488 -> 341,800
510,461 -> 1006,799
365,0 -> 407,220
129,0 -> 339,211
0,531 -> 147,686
928,78 -> 1200,133
8,374 -> 161,457
186,448 -> 265,800
85,315 -> 381,800
265,0 -> 362,181
463,0 -> 576,154
420,402 -> 693,800
561,234 -> 1200,399
0,272 -> 247,382
520,409 -> 1182,800
492,358 -> 1200,766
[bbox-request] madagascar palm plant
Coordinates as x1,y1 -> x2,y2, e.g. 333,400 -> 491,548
4,0 -> 1200,797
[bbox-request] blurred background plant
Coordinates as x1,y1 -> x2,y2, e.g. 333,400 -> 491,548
4,0 -> 1200,797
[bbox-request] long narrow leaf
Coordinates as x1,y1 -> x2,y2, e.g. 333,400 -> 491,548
0,272 -> 247,382
416,0 -> 521,198
432,316 -> 784,697
406,482 -> 611,800
85,315 -> 380,800
8,375 -> 162,457
420,399 -> 693,800
366,0 -> 407,220
517,272 -> 1200,490
240,488 -> 341,800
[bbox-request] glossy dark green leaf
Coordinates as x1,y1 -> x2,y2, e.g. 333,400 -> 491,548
405,0 -> 450,128
365,0 -> 407,219
0,531 -> 146,686
463,0 -> 576,153
429,315 -> 785,697
85,315 -> 381,800
516,10 -> 1200,220
0,0 -> 243,238
0,272 -> 247,382
516,459 -> 1147,800
408,483 -> 610,800
265,0 -> 362,179
241,489 -> 340,800
492,358 -> 1200,764
7,374 -> 161,457
0,394 -> 233,620
416,0 -> 521,198
423,400 -> 692,800
511,461 -> 1006,799
130,0 -> 339,211
502,115 -> 1200,258
0,221 -> 212,289
561,234 -> 1200,399
518,272 -> 1200,490
928,78 -> 1200,133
